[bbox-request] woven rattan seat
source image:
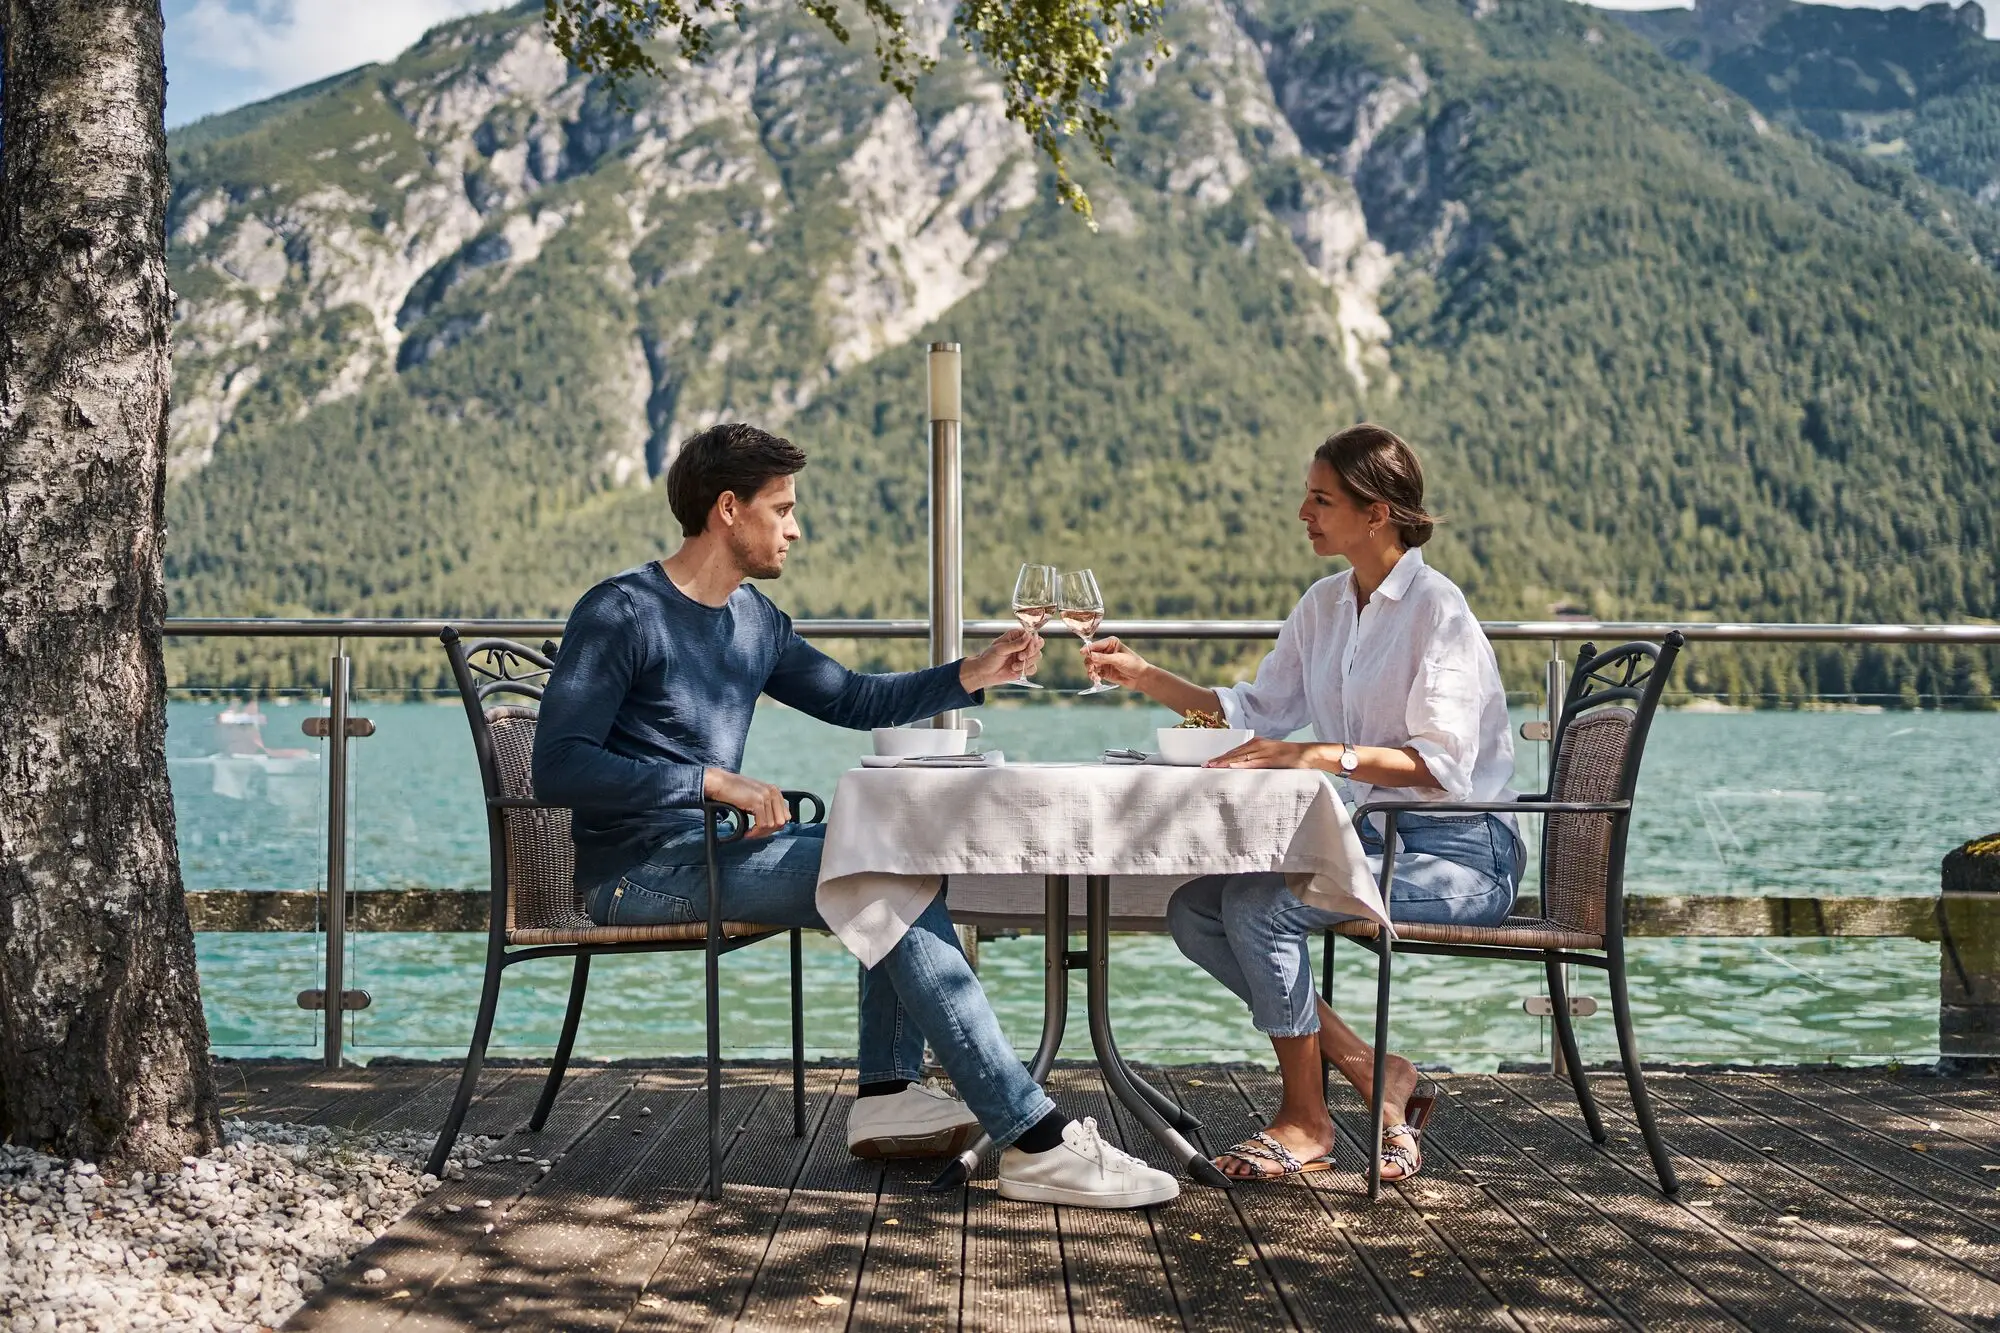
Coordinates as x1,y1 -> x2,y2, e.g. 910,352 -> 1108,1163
1330,916 -> 1605,951
508,921 -> 787,946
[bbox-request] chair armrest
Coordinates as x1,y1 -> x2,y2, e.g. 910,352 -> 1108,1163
488,796 -> 564,810
702,800 -> 752,845
784,790 -> 826,825
1352,798 -> 1628,822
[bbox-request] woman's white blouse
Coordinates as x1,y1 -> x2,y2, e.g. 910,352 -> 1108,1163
1215,548 -> 1517,832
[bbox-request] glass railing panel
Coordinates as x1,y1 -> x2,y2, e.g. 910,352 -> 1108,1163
168,687 -> 327,1053
171,642 -> 1991,1071
343,687 -> 489,1059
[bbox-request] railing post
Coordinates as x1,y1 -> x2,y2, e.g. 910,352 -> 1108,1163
323,649 -> 350,1068
928,342 -> 963,732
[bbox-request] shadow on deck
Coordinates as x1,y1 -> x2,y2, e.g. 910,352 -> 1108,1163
220,1060 -> 2000,1331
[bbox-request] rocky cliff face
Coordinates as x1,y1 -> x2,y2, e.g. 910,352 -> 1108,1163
163,0 -> 1441,482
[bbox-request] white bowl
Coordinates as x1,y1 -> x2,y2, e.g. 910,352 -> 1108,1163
872,726 -> 971,758
1156,727 -> 1254,766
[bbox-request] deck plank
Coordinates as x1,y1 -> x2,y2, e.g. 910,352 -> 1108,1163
1047,1066 -> 1183,1332
1521,1072 -> 1973,1333
1471,1075 -> 1858,1332
849,1155 -> 969,1332
960,1171 -> 1070,1333
264,1064 -> 1997,1333
1420,1079 -> 1735,1331
1697,1075 -> 2000,1228
285,1068 -> 642,1331
392,1069 -> 708,1330
1171,1070 -> 1400,1332
608,1069 -> 800,1332
718,1071 -> 884,1330
1097,1071 -> 1291,1332
1787,1074 -> 2000,1199
1244,1067 -> 1522,1332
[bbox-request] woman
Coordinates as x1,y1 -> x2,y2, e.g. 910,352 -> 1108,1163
1082,424 -> 1523,1183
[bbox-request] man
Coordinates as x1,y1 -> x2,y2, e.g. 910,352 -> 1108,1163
532,422 -> 1178,1210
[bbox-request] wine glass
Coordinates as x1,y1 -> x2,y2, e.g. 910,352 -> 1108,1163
1061,568 -> 1118,696
1003,563 -> 1058,689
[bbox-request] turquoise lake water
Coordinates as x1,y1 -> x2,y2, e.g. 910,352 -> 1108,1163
171,693 -> 2000,1070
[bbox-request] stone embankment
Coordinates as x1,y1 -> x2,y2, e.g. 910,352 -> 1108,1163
0,1120 -> 494,1332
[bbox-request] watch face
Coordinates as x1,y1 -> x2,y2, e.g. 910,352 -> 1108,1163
1340,749 -> 1358,771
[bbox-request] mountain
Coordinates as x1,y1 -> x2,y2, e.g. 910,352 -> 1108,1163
1610,0 -> 2000,210
161,0 -> 2000,705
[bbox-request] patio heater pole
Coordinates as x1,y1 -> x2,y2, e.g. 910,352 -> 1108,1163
928,342 -> 963,731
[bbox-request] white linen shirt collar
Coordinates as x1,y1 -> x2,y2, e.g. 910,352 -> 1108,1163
1215,549 -> 1517,830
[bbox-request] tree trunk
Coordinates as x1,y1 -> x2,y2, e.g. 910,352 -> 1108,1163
0,0 -> 218,1166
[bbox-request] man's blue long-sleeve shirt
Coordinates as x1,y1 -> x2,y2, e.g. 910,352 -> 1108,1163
531,562 -> 978,890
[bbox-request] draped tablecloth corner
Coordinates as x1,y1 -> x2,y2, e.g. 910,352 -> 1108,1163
815,765 -> 1386,968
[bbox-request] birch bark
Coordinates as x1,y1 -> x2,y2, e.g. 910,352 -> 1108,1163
0,0 -> 220,1164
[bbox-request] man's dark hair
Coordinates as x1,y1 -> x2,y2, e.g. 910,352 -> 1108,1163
665,423 -> 808,537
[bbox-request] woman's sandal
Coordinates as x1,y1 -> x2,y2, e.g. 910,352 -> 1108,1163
1378,1090 -> 1436,1182
1215,1130 -> 1338,1180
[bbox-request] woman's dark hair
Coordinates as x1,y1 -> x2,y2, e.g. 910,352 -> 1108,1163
1313,423 -> 1437,548
666,423 -> 808,537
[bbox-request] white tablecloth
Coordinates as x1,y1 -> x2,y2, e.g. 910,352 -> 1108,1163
814,763 -> 1384,967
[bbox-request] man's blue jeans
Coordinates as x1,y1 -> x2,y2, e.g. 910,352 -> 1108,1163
583,823 -> 1054,1147
1168,812 -> 1524,1039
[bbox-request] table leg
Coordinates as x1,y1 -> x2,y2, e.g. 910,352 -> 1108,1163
1085,875 -> 1232,1189
928,874 -> 1073,1192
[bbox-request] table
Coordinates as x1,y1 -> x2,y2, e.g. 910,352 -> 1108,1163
813,762 -> 1385,1189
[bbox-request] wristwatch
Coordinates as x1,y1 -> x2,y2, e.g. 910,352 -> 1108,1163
1337,743 -> 1359,774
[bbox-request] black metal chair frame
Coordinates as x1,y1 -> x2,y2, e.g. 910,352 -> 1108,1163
1327,634 -> 1685,1199
425,628 -> 823,1198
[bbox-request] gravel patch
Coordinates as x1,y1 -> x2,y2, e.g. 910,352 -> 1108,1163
0,1119 -> 496,1332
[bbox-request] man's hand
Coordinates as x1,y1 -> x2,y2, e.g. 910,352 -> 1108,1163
960,627 -> 1043,693
703,768 -> 790,839
1080,635 -> 1151,690
1205,737 -> 1316,769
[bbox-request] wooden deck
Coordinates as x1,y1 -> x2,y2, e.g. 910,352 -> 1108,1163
223,1061 -> 2000,1331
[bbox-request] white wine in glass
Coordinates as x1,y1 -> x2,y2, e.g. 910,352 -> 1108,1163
1061,568 -> 1117,695
1003,563 -> 1058,689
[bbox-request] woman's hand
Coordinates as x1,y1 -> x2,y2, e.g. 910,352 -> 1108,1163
1080,635 -> 1150,690
961,627 -> 1043,692
1205,738 -> 1317,769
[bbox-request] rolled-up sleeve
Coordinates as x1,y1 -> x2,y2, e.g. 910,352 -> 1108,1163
1402,625 -> 1484,800
1216,611 -> 1314,737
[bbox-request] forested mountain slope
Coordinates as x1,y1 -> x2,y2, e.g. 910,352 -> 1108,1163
162,0 -> 2000,702
1612,0 -> 2000,208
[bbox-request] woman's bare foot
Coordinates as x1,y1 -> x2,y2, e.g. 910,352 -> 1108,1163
1214,1117 -> 1339,1179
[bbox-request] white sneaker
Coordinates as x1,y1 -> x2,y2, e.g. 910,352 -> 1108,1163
847,1079 -> 983,1159
997,1117 -> 1180,1209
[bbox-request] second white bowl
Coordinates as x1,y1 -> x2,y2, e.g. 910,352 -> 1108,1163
1156,727 -> 1254,766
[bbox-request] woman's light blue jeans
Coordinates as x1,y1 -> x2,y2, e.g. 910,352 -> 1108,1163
1167,812 -> 1525,1039
583,822 -> 1055,1148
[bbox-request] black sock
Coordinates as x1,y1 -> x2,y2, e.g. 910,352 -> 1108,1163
1012,1108 -> 1070,1154
857,1079 -> 909,1099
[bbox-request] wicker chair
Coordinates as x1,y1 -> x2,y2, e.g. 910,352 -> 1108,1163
424,628 -> 821,1198
1327,634 -> 1685,1199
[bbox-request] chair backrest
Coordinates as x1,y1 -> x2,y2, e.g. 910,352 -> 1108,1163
442,630 -> 588,934
1538,633 -> 1683,935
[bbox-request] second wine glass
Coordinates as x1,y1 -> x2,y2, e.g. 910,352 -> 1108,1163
1061,568 -> 1118,696
1004,563 -> 1058,689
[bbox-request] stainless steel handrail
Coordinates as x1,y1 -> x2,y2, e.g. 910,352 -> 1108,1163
164,617 -> 2000,644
